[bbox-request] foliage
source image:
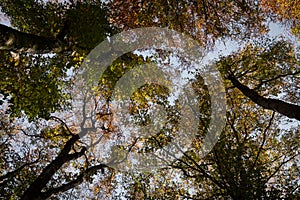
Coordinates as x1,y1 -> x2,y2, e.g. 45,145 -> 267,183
0,0 -> 299,199
108,0 -> 268,46
260,0 -> 300,36
0,51 -> 71,120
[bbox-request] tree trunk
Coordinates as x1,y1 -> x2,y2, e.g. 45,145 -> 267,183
228,73 -> 300,121
0,24 -> 63,53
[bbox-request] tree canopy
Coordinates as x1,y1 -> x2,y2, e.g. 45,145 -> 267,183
0,0 -> 299,199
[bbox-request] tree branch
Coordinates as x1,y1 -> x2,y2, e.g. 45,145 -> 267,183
41,164 -> 108,199
20,134 -> 85,200
254,71 -> 300,90
0,152 -> 41,182
250,112 -> 275,171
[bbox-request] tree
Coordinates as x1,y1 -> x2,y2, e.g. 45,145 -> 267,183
106,49 -> 299,198
0,0 -> 112,119
0,0 -> 299,199
218,39 -> 300,121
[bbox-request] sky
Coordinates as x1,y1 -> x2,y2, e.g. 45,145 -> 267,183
0,8 -> 10,26
0,4 -> 299,198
